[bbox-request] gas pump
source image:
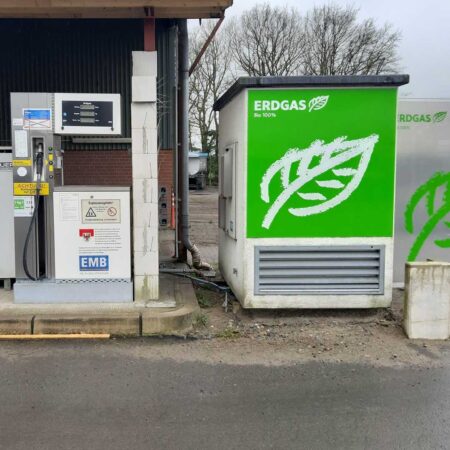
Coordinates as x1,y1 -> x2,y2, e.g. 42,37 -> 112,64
11,92 -> 132,304
12,93 -> 62,283
23,139 -> 45,281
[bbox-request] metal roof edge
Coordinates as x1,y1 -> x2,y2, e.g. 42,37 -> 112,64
213,74 -> 410,111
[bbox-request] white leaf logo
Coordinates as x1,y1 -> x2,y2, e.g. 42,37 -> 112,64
260,134 -> 379,229
308,95 -> 329,112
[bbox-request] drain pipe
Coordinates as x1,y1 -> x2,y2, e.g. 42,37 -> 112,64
178,19 -> 211,270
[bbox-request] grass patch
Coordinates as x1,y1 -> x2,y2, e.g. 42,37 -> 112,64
193,313 -> 209,328
195,288 -> 215,308
217,328 -> 241,339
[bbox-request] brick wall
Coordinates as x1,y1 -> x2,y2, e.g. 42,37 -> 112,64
158,149 -> 174,191
63,150 -> 132,186
64,148 -> 175,227
158,149 -> 174,228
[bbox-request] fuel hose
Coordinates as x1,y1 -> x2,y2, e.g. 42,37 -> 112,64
23,151 -> 44,281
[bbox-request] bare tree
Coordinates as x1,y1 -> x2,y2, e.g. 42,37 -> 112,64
188,4 -> 402,182
301,5 -> 401,75
189,21 -> 234,182
228,3 -> 305,76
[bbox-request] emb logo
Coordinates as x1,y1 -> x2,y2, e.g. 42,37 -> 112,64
79,255 -> 109,271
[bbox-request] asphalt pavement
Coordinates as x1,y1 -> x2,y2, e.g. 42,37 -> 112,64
0,339 -> 449,450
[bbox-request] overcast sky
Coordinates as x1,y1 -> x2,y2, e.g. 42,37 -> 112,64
195,0 -> 450,98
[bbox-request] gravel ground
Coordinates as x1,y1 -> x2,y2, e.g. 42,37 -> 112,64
188,286 -> 449,367
186,186 -> 449,367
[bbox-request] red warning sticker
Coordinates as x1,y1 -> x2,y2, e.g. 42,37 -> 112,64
79,229 -> 95,241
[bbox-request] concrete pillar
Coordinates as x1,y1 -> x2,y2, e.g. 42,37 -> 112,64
131,51 -> 159,301
404,262 -> 450,339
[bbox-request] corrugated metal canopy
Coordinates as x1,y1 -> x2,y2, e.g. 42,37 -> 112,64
0,0 -> 232,19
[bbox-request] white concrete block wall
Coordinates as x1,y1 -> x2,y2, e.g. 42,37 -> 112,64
404,262 -> 450,339
132,51 -> 159,302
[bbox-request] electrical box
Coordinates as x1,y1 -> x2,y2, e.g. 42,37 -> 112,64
214,75 -> 409,309
53,187 -> 131,280
0,152 -> 15,280
54,93 -> 121,135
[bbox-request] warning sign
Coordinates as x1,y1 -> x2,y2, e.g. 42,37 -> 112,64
79,229 -> 95,241
81,199 -> 121,224
14,182 -> 49,196
23,108 -> 52,130
14,196 -> 34,217
13,159 -> 32,167
85,208 -> 97,218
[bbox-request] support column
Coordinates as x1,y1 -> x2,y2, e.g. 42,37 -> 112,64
144,17 -> 156,52
131,51 -> 159,301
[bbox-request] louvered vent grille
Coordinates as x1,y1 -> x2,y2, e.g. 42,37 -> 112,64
255,246 -> 385,295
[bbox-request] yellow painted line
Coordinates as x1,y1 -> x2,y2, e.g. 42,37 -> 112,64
13,159 -> 32,167
0,334 -> 110,340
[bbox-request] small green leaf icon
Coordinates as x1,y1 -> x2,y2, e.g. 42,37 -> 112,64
433,111 -> 447,123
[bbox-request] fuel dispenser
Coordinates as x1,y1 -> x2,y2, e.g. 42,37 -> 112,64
11,92 -> 132,303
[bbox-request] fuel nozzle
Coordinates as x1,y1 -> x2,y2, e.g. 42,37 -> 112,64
35,143 -> 44,182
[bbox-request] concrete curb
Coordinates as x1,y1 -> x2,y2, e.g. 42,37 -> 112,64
0,315 -> 34,335
34,313 -> 141,336
142,277 -> 200,335
0,278 -> 200,337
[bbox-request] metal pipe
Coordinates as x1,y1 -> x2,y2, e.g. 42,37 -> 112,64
189,16 -> 224,77
177,19 -> 211,270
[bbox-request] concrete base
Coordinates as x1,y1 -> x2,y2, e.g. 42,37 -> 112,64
221,238 -> 394,309
14,279 -> 133,304
404,262 -> 450,340
0,275 -> 199,336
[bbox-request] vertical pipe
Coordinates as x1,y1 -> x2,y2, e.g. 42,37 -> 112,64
177,19 -> 189,261
176,19 -> 211,270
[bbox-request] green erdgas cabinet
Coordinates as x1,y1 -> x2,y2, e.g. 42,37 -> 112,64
214,75 -> 409,309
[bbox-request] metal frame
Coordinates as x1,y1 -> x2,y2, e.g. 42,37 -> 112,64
254,245 -> 386,296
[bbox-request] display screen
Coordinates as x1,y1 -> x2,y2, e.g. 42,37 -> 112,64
61,101 -> 113,128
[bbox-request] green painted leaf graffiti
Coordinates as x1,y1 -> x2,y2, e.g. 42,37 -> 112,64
404,172 -> 450,261
435,238 -> 450,248
433,111 -> 447,123
260,135 -> 378,229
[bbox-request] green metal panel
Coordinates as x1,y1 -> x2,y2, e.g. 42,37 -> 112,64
246,87 -> 398,238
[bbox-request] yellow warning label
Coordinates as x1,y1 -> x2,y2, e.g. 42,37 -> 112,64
13,159 -> 32,167
14,182 -> 49,196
